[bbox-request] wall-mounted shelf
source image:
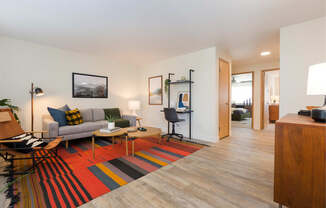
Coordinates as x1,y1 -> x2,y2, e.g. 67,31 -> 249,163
169,80 -> 194,85
165,69 -> 195,140
160,110 -> 194,114
176,110 -> 193,114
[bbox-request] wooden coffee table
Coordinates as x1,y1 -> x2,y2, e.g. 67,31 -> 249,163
92,126 -> 161,158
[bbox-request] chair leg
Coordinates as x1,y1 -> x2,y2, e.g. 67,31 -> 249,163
65,140 -> 69,149
171,123 -> 176,134
31,151 -> 36,174
162,122 -> 184,142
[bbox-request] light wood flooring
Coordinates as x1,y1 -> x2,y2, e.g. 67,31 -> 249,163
80,126 -> 278,208
231,118 -> 252,128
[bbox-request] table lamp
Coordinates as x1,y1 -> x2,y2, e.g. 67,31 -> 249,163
128,100 -> 140,116
30,83 -> 44,132
307,63 -> 326,122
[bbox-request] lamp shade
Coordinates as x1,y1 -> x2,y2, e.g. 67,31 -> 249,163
307,63 -> 326,95
128,100 -> 140,110
34,87 -> 44,96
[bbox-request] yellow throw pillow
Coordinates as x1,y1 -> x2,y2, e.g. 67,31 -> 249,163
65,109 -> 83,125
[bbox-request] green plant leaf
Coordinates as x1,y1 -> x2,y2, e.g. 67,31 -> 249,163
0,98 -> 20,122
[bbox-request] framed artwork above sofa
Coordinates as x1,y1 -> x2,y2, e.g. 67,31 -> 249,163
72,73 -> 108,98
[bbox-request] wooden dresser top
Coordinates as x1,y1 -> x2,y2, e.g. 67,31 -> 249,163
277,114 -> 326,127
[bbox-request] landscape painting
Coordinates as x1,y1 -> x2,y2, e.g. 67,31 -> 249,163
148,75 -> 163,105
73,73 -> 108,98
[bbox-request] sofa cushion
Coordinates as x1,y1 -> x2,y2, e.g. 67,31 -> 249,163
58,104 -> 71,112
114,119 -> 130,128
95,120 -> 108,129
93,109 -> 105,121
80,109 -> 93,122
65,109 -> 83,125
59,122 -> 102,135
104,108 -> 121,119
47,107 -> 67,127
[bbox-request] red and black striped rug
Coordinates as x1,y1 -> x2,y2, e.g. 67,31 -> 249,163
13,137 -> 205,208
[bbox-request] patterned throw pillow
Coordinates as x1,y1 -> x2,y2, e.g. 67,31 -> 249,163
65,109 -> 83,125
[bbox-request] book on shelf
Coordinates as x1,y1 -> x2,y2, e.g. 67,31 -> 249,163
99,127 -> 121,133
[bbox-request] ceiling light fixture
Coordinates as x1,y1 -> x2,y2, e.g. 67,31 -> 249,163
261,51 -> 271,56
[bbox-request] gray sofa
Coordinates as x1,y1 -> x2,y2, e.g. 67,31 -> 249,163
42,108 -> 136,142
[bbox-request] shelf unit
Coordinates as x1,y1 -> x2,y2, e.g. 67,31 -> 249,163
166,69 -> 194,140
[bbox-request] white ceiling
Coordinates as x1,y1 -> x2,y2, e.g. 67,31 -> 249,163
0,0 -> 325,67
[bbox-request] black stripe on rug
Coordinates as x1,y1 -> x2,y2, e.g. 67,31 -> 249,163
108,159 -> 144,179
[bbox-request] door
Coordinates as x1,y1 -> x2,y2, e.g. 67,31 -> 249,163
219,58 -> 230,139
263,72 -> 270,128
261,69 -> 280,129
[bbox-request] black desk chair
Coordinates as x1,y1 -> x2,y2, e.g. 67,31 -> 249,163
162,108 -> 184,141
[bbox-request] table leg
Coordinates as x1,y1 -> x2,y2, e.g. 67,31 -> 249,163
66,140 -> 69,149
156,133 -> 161,144
92,136 -> 95,159
125,136 -> 128,156
112,136 -> 115,146
132,141 -> 134,156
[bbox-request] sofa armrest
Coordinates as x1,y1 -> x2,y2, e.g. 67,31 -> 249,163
42,118 -> 59,138
122,114 -> 137,127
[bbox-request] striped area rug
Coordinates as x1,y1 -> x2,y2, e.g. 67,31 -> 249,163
11,137 -> 204,208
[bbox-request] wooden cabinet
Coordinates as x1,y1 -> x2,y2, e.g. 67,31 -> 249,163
269,104 -> 279,123
274,114 -> 326,208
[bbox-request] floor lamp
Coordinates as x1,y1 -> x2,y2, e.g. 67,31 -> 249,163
30,83 -> 44,133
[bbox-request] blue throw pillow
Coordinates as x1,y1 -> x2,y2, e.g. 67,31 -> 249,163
47,107 -> 67,127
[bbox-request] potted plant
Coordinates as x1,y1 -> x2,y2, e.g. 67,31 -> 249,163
164,79 -> 170,94
105,114 -> 115,130
0,99 -> 19,122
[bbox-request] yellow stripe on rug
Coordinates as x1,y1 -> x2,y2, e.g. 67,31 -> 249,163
96,163 -> 127,186
135,152 -> 168,166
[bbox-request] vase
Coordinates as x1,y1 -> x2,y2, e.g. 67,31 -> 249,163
108,122 -> 115,130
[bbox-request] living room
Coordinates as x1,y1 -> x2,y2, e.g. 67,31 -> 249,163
0,1 -> 325,208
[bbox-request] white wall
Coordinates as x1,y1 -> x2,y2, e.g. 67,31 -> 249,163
0,36 -> 140,131
139,47 -> 219,142
280,17 -> 326,116
232,62 -> 280,129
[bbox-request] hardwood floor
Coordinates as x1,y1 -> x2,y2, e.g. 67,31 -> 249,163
81,126 -> 278,208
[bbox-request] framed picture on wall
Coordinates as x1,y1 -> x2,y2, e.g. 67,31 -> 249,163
148,75 -> 163,105
72,73 -> 108,98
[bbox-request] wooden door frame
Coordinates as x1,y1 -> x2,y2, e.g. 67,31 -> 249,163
260,68 -> 280,130
218,58 -> 231,139
231,71 -> 255,129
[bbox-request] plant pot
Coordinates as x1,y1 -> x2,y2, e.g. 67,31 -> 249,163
108,122 -> 115,130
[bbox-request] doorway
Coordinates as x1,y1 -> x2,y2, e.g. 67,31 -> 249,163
219,58 -> 230,139
261,69 -> 280,129
231,72 -> 254,128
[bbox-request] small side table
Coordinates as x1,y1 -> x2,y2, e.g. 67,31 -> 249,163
136,117 -> 142,126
